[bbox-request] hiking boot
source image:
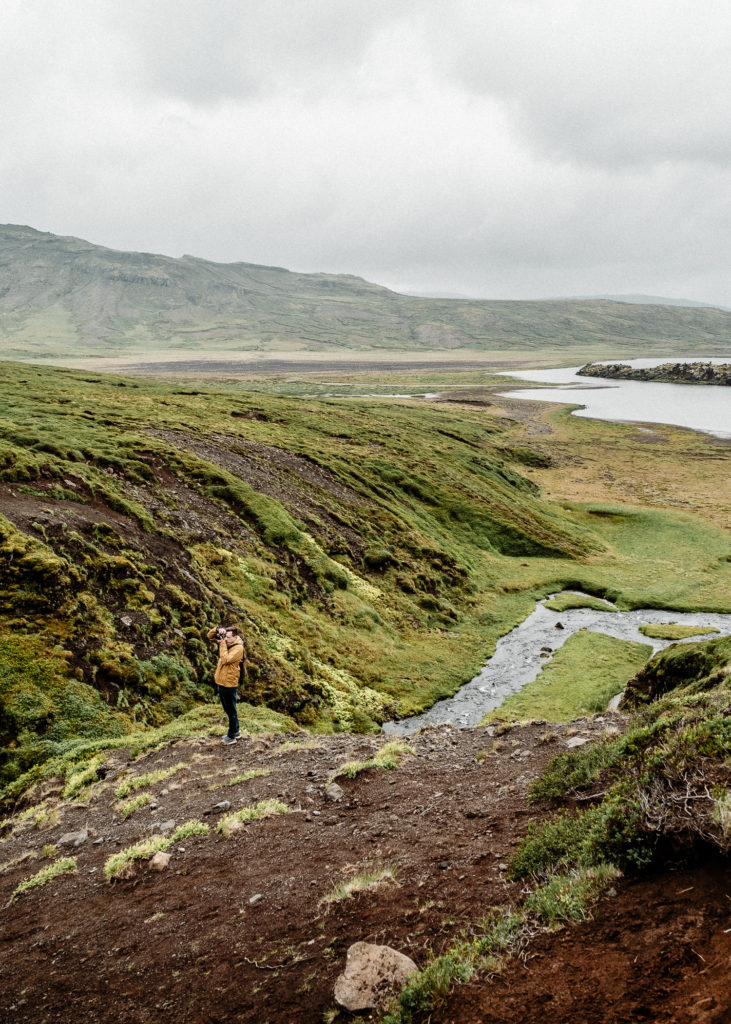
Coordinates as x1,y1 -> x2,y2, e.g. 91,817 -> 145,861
232,732 -> 242,739
222,735 -> 237,745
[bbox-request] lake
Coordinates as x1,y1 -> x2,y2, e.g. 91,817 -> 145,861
497,356 -> 731,439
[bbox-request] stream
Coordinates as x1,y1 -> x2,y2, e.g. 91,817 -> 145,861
383,595 -> 731,735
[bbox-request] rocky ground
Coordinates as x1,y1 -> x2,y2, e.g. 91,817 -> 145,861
1,716 -> 729,1023
577,361 -> 731,386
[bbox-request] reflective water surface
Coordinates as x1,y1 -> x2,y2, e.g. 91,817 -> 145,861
498,357 -> 730,438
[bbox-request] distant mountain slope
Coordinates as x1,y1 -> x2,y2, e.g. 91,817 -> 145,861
2,224 -> 731,357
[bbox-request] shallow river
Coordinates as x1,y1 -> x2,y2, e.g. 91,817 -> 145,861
384,597 -> 731,735
497,356 -> 731,439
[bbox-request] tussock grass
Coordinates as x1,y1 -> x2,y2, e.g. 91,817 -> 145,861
12,856 -> 77,901
227,768 -> 270,787
381,909 -> 523,1023
216,799 -> 289,837
115,792 -> 155,819
271,739 -> 323,756
523,864 -> 621,927
330,739 -> 414,782
208,767 -> 270,791
63,755 -> 107,799
114,762 -> 187,799
320,862 -> 399,907
103,820 -> 209,880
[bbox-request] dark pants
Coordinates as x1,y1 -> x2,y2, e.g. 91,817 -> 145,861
217,685 -> 239,738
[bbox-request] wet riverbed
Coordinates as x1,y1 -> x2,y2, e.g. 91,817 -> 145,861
384,595 -> 731,735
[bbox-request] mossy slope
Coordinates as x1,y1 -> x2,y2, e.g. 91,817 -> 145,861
0,361 -> 728,796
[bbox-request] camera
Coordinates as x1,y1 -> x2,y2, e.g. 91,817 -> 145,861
215,626 -> 227,641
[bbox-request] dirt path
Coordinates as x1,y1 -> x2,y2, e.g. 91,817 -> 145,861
1,717 -> 728,1023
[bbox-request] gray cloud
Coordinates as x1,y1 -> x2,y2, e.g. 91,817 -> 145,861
1,1 -> 730,307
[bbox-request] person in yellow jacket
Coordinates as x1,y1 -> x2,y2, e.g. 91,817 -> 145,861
207,625 -> 245,745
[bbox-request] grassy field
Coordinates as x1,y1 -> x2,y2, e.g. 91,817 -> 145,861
0,358 -> 728,800
483,630 -> 652,723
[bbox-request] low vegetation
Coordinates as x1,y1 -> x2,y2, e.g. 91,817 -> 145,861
512,635 -> 731,879
320,862 -> 399,908
216,799 -> 289,836
11,856 -> 77,901
482,630 -> 651,724
330,739 -> 414,781
103,820 -> 209,880
114,762 -> 187,799
115,792 -> 154,819
377,635 -> 730,1021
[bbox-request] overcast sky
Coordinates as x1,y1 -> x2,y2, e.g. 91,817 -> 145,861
2,1 -> 731,304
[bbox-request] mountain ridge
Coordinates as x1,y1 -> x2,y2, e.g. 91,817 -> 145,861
3,223 -> 731,359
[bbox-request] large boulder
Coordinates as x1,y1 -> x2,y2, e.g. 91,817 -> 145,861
334,941 -> 418,1012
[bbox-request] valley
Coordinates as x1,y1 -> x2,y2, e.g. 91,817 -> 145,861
0,356 -> 729,1022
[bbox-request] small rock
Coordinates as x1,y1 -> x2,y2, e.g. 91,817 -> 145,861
313,810 -> 321,817
325,783 -> 344,803
150,851 -> 171,871
93,837 -> 105,845
555,621 -> 564,630
498,862 -> 508,871
438,861 -> 451,870
213,801 -> 231,812
248,893 -> 263,904
565,736 -> 591,748
58,829 -> 88,848
152,819 -> 176,833
334,942 -> 418,1012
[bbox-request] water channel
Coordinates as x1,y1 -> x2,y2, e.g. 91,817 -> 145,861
383,596 -> 731,735
497,356 -> 731,439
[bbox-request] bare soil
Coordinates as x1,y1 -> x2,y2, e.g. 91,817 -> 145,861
2,717 -> 728,1023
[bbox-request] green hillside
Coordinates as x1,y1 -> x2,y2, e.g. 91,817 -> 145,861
1,360 -> 729,801
2,224 -> 731,359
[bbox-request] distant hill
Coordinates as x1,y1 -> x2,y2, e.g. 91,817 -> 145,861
574,293 -> 731,311
2,224 -> 731,358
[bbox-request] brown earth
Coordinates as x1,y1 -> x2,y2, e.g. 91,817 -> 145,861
1,718 -> 729,1023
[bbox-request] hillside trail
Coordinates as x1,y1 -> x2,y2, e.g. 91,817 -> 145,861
1,718 -> 728,1024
